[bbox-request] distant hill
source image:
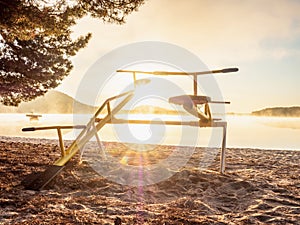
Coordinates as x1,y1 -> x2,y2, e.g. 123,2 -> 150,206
252,106 -> 300,117
0,90 -> 97,114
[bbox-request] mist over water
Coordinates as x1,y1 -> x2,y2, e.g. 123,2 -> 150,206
0,114 -> 75,139
226,115 -> 300,150
0,113 -> 299,150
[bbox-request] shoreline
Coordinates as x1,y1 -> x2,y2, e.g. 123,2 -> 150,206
0,135 -> 299,152
1,113 -> 300,151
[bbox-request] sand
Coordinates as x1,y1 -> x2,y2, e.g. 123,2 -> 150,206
0,136 -> 299,224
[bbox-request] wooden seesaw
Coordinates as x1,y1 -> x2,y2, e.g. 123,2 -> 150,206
21,67 -> 238,190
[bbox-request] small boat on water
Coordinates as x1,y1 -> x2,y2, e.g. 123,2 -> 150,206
26,112 -> 42,121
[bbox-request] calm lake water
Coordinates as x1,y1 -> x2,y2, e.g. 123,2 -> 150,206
0,113 -> 299,150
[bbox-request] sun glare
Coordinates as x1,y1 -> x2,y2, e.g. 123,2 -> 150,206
95,62 -> 196,107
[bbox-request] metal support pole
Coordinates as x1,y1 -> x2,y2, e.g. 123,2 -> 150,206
107,102 -> 111,115
193,74 -> 197,95
57,128 -> 65,157
220,123 -> 227,174
204,103 -> 212,120
93,124 -> 106,159
133,72 -> 137,88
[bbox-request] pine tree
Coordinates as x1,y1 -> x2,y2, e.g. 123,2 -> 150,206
0,0 -> 145,106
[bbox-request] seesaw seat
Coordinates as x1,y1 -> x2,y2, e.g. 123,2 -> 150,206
169,95 -> 211,105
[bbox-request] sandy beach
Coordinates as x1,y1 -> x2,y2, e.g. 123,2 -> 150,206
0,136 -> 299,224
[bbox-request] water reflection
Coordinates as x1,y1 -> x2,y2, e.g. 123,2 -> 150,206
0,114 -> 299,150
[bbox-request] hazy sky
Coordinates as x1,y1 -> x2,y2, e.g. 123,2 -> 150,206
57,0 -> 300,113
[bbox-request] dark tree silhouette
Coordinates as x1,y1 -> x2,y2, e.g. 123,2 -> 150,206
0,0 -> 145,106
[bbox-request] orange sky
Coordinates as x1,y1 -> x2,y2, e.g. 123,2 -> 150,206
57,0 -> 300,113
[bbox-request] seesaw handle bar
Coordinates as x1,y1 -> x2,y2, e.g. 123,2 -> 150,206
117,68 -> 238,76
22,125 -> 86,132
